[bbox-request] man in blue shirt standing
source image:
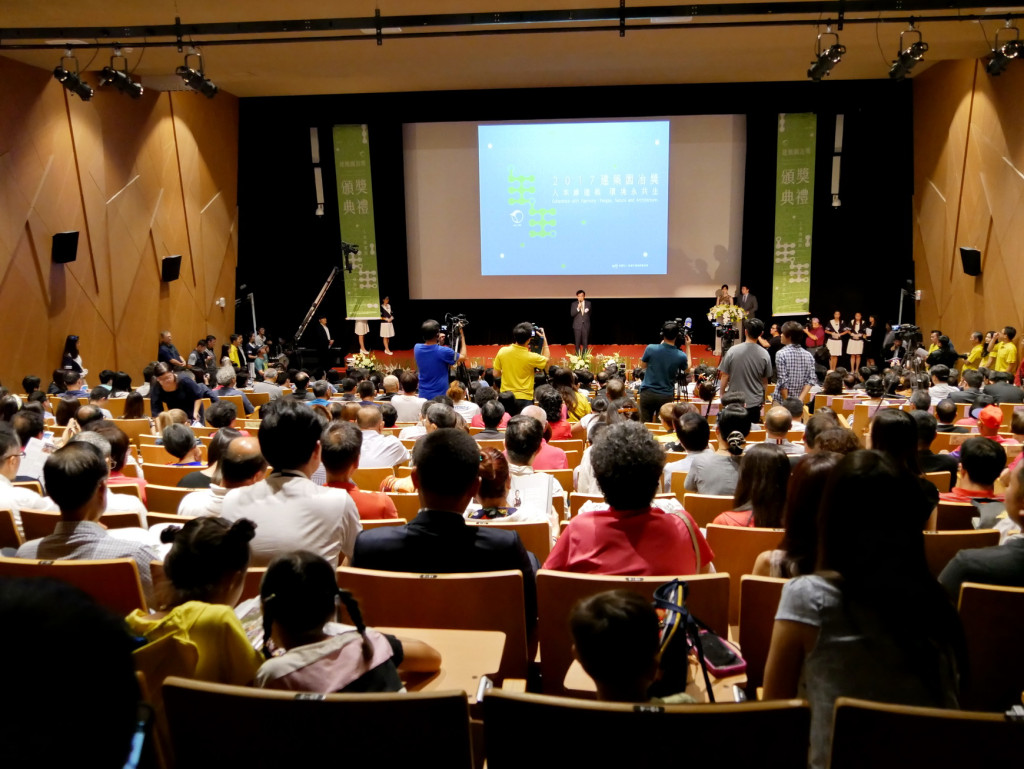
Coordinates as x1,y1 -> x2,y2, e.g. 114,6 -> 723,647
414,320 -> 464,400
638,321 -> 691,423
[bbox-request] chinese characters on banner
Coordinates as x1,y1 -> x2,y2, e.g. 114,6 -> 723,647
332,124 -> 380,321
772,113 -> 816,316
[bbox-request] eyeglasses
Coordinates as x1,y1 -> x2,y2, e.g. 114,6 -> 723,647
2,451 -> 25,461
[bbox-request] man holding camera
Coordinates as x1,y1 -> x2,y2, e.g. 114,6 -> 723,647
414,319 -> 464,400
493,322 -> 550,413
638,321 -> 691,423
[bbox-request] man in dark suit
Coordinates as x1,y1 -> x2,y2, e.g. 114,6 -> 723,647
352,428 -> 538,624
737,285 -> 758,319
949,369 -> 983,404
570,289 -> 591,355
984,370 -> 1024,404
911,411 -> 959,489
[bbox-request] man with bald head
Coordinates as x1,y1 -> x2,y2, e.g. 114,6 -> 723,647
762,405 -> 805,455
356,405 -> 410,468
520,404 -> 569,470
177,436 -> 268,517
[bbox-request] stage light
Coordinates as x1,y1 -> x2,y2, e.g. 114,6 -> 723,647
176,50 -> 218,98
889,24 -> 929,79
53,50 -> 93,101
808,27 -> 846,81
986,23 -> 1023,76
99,49 -> 144,99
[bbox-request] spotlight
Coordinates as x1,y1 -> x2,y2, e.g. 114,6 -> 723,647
889,24 -> 929,79
53,51 -> 93,101
99,49 -> 144,99
808,27 -> 846,81
986,24 -> 1023,76
176,51 -> 218,98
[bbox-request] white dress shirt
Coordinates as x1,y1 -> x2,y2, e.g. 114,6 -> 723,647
358,430 -> 410,468
0,475 -> 58,536
177,484 -> 229,517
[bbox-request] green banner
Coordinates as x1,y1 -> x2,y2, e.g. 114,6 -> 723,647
333,124 -> 380,320
772,113 -> 816,316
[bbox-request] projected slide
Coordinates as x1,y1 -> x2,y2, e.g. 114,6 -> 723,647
478,121 -> 670,276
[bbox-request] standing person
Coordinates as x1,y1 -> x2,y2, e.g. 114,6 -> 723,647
825,311 -> 847,371
773,321 -> 819,404
60,334 -> 88,380
737,285 -> 758,319
493,322 -> 550,413
354,317 -> 369,354
715,284 -> 733,305
187,339 -> 213,375
637,321 -> 690,424
380,297 -> 395,356
719,319 -> 773,426
961,331 -> 985,372
846,312 -> 866,372
315,317 -> 334,369
570,290 -> 592,355
158,330 -> 186,371
254,326 -> 267,348
863,314 -> 879,366
803,317 -> 826,350
988,325 -> 1019,374
414,320 -> 463,401
150,361 -> 218,424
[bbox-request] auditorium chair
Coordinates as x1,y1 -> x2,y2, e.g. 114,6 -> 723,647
12,480 -> 42,495
921,530 -> 999,578
146,484 -> 197,515
957,582 -> 1024,712
738,575 -> 788,695
0,556 -> 147,614
705,524 -> 784,624
350,466 -> 395,491
466,519 -> 551,562
385,492 -> 420,521
140,443 -> 208,464
923,471 -> 952,493
681,493 -> 734,527
0,509 -> 23,550
934,501 -> 977,531
139,463 -> 206,486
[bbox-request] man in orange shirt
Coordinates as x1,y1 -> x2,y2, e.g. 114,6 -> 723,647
321,421 -> 399,520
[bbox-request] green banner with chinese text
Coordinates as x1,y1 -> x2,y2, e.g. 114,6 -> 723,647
333,124 -> 380,320
772,113 -> 816,316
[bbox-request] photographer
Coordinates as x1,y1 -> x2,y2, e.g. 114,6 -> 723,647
638,321 -> 690,423
414,319 -> 464,400
493,322 -> 550,413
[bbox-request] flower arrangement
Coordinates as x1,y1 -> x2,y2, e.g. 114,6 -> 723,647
349,351 -> 379,370
596,351 -> 626,372
707,303 -> 748,325
566,351 -> 594,372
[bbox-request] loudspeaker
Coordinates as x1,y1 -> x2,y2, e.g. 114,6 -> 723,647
960,247 -> 982,276
161,255 -> 182,282
51,231 -> 79,264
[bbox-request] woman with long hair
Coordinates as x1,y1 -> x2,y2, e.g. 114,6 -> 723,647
60,334 -> 87,380
683,404 -> 750,496
549,366 -> 592,423
711,443 -> 791,527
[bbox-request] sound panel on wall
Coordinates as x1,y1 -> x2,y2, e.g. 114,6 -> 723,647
161,254 -> 182,282
959,247 -> 981,276
51,231 -> 79,263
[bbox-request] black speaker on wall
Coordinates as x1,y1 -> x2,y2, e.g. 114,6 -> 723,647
161,254 -> 182,282
51,231 -> 79,264
960,247 -> 982,276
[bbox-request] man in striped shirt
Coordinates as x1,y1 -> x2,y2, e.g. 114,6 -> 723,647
774,321 -> 819,404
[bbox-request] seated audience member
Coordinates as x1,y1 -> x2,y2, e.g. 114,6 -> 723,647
811,427 -> 861,455
928,364 -> 960,404
545,422 -> 713,575
550,366 -> 592,423
10,409 -> 46,484
762,405 -> 805,455
474,400 -> 506,441
337,378 -> 358,402
21,374 -> 41,397
126,516 -> 264,685
178,427 -> 240,489
206,400 -> 243,431
220,400 -> 360,566
47,369 -> 67,395
763,450 -> 965,769
466,447 -> 551,538
288,371 -> 315,402
783,397 -> 807,431
869,409 -> 937,523
907,389 -> 932,412
320,422 -> 398,520
253,367 -> 284,400
16,443 -> 157,604
72,404 -> 105,433
88,387 -> 112,418
684,405 -> 751,496
661,412 -> 714,492
939,460 -> 1024,595
471,387 -> 513,429
536,385 -> 572,440
356,406 -> 410,468
163,423 -> 203,466
90,421 -> 147,503
178,436 -> 267,517
935,398 -> 969,433
120,391 -> 150,423
391,372 -> 426,423
503,414 -> 558,520
570,590 -> 690,704
356,380 -> 377,407
0,578 -> 141,767
54,397 -> 80,429
256,551 -> 440,693
67,431 -> 148,520
64,370 -> 88,397
910,410 -> 960,489
378,375 -> 400,402
983,369 -> 1024,403
338,401 -> 362,423
754,453 -> 842,577
447,381 -> 480,421
711,443 -> 790,527
379,402 -> 398,428
519,405 -> 569,470
352,428 -> 539,623
212,367 -> 256,415
0,423 -> 58,533
941,437 -> 1006,503
949,368 -> 983,404
399,401 -> 457,444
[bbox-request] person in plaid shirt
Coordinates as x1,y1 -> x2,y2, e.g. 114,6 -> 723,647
775,321 -> 819,404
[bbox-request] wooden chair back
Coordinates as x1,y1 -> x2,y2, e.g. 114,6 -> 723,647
562,449 -> 581,470
338,566 -> 529,681
216,394 -> 245,414
139,463 -> 205,487
922,530 -> 1000,578
20,508 -> 61,540
99,511 -> 144,529
935,500 -> 977,531
350,466 -> 395,491
705,524 -> 784,624
668,471 -> 688,493
923,471 -> 952,493
536,570 -> 729,696
738,575 -> 788,693
466,519 -> 552,562
108,483 -> 143,501
0,508 -> 24,549
385,492 -> 420,521
957,582 -> 1024,711
0,556 -> 146,614
163,677 -> 473,768
146,484 -> 197,515
395,464 -> 413,478
569,493 -> 604,518
116,418 -> 156,450
550,439 -> 584,455
682,493 -> 735,527
830,696 -> 1023,767
476,439 -> 506,452
538,468 -> 573,492
151,562 -> 266,604
140,443 -> 208,464
147,512 -> 195,527
246,391 -> 271,408
483,689 -> 810,767
12,480 -> 43,495
360,518 -> 406,530
103,397 -> 126,417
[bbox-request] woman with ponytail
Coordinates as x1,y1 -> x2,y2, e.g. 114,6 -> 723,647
683,404 -> 751,496
126,516 -> 264,686
255,551 -> 440,693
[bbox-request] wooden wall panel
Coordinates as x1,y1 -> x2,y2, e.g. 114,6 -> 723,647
913,59 -> 1024,349
0,53 -> 237,387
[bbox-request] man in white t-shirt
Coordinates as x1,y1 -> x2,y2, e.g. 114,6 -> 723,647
391,372 -> 427,423
178,436 -> 268,517
356,406 -> 410,468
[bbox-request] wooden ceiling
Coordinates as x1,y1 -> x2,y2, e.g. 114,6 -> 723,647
2,1 -> 1022,97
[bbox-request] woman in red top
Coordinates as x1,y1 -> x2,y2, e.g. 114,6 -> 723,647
712,443 -> 790,528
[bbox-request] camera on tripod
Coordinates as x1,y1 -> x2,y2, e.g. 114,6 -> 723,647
894,323 -> 922,347
440,313 -> 469,335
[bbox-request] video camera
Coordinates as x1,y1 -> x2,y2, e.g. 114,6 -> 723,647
440,313 -> 469,336
893,323 -> 923,347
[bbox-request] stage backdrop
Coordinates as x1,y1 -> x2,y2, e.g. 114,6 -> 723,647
333,124 -> 381,322
772,113 -> 817,316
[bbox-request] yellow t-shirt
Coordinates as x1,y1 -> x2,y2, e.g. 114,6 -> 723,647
927,343 -> 940,354
994,340 -> 1019,373
962,344 -> 985,371
493,344 -> 548,399
567,391 -> 592,422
